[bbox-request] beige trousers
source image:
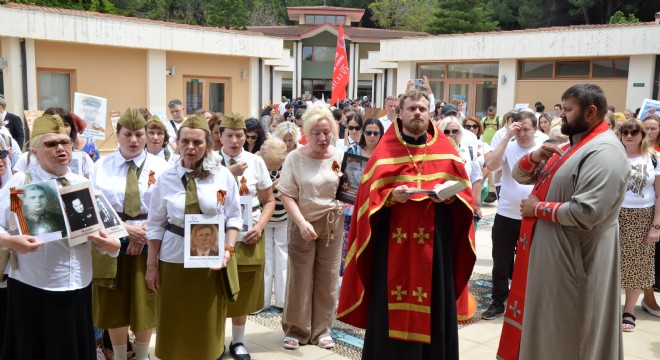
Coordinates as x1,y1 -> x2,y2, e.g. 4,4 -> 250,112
282,210 -> 343,345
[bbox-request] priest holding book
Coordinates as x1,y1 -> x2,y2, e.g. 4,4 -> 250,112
337,90 -> 476,360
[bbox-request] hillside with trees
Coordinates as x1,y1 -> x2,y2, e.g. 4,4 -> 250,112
4,0 -> 657,32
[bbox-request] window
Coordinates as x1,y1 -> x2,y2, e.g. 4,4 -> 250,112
418,64 -> 445,79
306,14 -> 346,25
555,61 -> 590,77
301,78 -> 332,99
303,46 -> 335,62
326,16 -> 336,24
448,63 -> 498,79
519,58 -> 629,79
314,15 -> 324,24
305,15 -> 314,24
592,59 -> 629,78
337,16 -> 345,25
520,61 -> 553,79
184,77 -> 230,114
38,69 -> 73,110
282,79 -> 292,100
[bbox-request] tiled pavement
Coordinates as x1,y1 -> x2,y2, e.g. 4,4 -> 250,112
145,201 -> 660,359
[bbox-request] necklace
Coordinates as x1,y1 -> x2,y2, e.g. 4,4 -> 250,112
403,138 -> 428,188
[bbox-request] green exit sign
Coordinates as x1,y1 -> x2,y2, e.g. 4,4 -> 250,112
191,78 -> 199,83
633,83 -> 645,88
484,81 -> 493,85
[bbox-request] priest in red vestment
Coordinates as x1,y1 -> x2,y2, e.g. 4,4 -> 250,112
337,90 -> 476,359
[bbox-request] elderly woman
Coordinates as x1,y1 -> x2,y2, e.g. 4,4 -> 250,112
92,108 -> 171,360
145,115 -> 175,162
439,116 -> 483,220
219,113 -> 275,359
208,113 -> 224,151
618,119 -> 660,331
145,116 -> 242,360
258,138 -> 289,312
244,118 -> 267,154
278,102 -> 344,350
0,115 -> 119,358
273,122 -> 301,153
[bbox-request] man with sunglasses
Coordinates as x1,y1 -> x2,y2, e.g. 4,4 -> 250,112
482,111 -> 542,321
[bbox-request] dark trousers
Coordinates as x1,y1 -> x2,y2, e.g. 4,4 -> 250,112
491,214 -> 522,303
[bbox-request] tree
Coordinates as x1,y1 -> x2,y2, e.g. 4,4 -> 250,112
368,0 -> 436,32
608,10 -> 640,24
486,0 -> 520,30
248,0 -> 288,25
425,0 -> 498,34
206,0 -> 250,28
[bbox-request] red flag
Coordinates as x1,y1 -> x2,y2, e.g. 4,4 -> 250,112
331,23 -> 349,106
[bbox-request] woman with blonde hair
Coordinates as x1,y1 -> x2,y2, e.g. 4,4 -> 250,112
273,122 -> 301,153
617,119 -> 660,331
278,102 -> 343,350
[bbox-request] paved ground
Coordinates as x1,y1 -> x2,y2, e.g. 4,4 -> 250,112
145,200 -> 660,359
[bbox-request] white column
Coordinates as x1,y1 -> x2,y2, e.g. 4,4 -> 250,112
147,49 -> 167,116
348,42 -> 356,100
395,61 -> 413,95
23,39 -> 37,110
626,55 -> 655,110
294,41 -> 303,98
496,59 -> 517,112
273,70 -> 283,105
385,68 -> 396,98
248,57 -> 260,118
0,37 -> 24,114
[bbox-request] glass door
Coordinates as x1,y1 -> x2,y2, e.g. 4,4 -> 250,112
475,83 -> 498,118
184,77 -> 231,114
448,83 -> 469,117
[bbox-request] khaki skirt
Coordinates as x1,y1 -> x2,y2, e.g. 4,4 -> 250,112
226,235 -> 266,317
156,261 -> 227,360
93,252 -> 157,331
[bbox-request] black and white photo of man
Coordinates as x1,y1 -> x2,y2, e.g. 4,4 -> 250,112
62,190 -> 98,232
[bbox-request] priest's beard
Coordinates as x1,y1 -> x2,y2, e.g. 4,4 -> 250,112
402,117 -> 427,138
561,112 -> 590,136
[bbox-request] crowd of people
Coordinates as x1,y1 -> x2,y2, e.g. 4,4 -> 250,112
0,82 -> 655,360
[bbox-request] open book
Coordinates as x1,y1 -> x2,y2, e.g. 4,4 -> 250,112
405,180 -> 467,201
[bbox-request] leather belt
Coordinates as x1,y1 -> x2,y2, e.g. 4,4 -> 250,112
165,223 -> 184,237
118,213 -> 149,221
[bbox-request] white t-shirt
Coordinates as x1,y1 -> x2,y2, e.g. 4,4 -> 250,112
622,155 -> 660,208
497,141 -> 542,220
459,145 -> 483,185
378,115 -> 393,133
491,129 -> 548,186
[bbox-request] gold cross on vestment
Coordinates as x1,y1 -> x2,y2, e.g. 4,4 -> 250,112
392,228 -> 407,244
413,287 -> 427,302
508,300 -> 522,318
413,228 -> 429,244
391,286 -> 408,301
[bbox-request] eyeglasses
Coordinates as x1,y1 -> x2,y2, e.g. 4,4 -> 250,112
364,131 -> 381,137
43,138 -> 73,148
347,126 -> 362,131
464,125 -> 479,130
620,129 -> 641,137
0,150 -> 7,159
444,129 -> 460,135
245,135 -> 258,140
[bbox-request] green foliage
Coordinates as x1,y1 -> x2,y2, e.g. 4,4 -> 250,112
486,0 -> 519,30
206,0 -> 249,28
248,0 -> 288,25
368,0 -> 435,32
425,0 -> 498,34
13,0 -> 116,13
608,10 -> 640,24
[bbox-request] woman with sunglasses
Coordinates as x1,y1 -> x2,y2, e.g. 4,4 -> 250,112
462,116 -> 492,206
339,118 -> 384,275
438,116 -> 483,220
618,119 -> 660,332
244,118 -> 267,154
335,114 -> 362,151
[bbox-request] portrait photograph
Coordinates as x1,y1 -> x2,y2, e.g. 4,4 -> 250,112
336,152 -> 369,205
239,195 -> 253,237
19,179 -> 68,242
59,181 -> 103,246
640,98 -> 660,120
184,214 -> 225,268
74,92 -> 108,140
95,194 -> 129,239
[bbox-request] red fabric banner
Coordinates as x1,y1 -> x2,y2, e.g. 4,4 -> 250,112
331,23 -> 349,106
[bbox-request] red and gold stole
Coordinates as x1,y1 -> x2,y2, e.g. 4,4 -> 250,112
497,121 -> 610,359
337,119 -> 476,342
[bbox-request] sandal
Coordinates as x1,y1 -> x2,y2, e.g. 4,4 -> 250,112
622,312 -> 636,332
282,336 -> 299,350
317,336 -> 334,349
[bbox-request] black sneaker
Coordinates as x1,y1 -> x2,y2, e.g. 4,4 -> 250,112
484,192 -> 497,203
482,302 -> 505,320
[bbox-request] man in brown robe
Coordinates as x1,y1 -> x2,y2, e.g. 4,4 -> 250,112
497,83 -> 628,359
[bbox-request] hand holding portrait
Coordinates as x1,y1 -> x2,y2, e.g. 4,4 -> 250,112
1,234 -> 44,254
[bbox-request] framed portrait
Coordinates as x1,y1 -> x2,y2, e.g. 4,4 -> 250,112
74,92 -> 108,141
60,181 -> 102,247
17,179 -> 68,242
639,98 -> 660,120
514,103 -> 530,111
94,193 -> 128,239
184,214 -> 226,268
237,195 -> 253,241
335,152 -> 369,205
